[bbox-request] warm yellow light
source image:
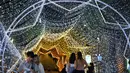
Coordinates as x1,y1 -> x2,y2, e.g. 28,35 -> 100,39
43,26 -> 73,42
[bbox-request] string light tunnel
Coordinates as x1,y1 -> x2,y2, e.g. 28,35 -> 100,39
0,0 -> 130,73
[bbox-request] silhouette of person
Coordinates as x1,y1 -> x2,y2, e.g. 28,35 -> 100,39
61,64 -> 67,73
87,62 -> 95,73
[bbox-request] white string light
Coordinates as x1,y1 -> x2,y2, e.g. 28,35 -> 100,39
0,0 -> 130,72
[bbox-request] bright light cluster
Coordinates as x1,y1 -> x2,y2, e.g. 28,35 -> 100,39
0,0 -> 130,73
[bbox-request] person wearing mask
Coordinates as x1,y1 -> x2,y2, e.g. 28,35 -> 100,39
18,51 -> 35,73
66,53 -> 76,73
73,51 -> 88,73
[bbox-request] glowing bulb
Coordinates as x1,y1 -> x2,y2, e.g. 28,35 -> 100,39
11,38 -> 14,43
97,54 -> 102,61
97,37 -> 100,41
39,18 -> 42,23
84,25 -> 87,27
85,55 -> 91,64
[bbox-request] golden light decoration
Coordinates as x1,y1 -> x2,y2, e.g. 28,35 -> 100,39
35,46 -> 66,71
43,27 -> 73,42
31,27 -> 93,71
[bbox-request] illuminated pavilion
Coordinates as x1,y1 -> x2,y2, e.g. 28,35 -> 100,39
0,0 -> 130,73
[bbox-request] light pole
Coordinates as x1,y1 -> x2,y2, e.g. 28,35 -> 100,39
97,37 -> 100,57
97,37 -> 100,73
96,37 -> 103,73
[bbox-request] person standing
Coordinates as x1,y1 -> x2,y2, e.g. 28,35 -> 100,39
18,51 -> 35,73
61,64 -> 67,73
66,53 -> 76,73
33,54 -> 45,73
73,51 -> 88,73
87,62 -> 95,73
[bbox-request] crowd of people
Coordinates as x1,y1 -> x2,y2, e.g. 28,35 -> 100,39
18,51 -> 45,73
61,51 -> 95,73
17,51 -> 95,73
